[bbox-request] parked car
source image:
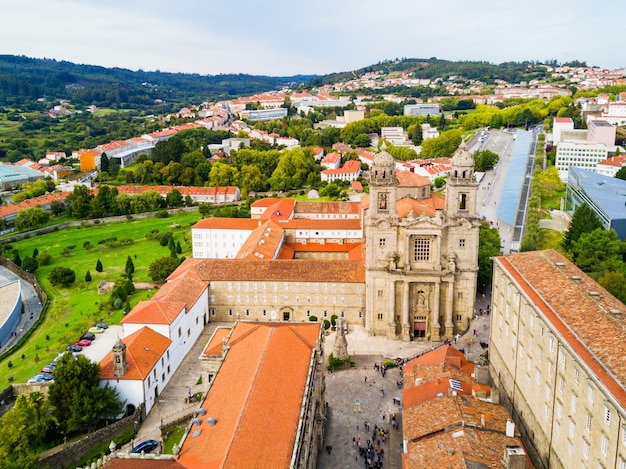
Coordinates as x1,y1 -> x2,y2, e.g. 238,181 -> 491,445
81,332 -> 96,341
67,344 -> 83,352
28,372 -> 53,383
89,326 -> 105,334
75,339 -> 91,347
95,323 -> 108,329
41,364 -> 56,374
132,439 -> 158,454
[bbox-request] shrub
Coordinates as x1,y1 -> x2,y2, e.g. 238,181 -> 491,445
323,319 -> 330,330
85,270 -> 92,282
7,361 -> 13,368
156,210 -> 169,218
97,237 -> 118,245
113,298 -> 123,310
308,315 -> 318,322
119,237 -> 134,245
327,352 -> 353,371
21,256 -> 38,273
83,241 -> 93,250
49,266 -> 76,287
36,251 -> 52,266
331,314 -> 338,326
145,229 -> 160,240
95,259 -> 103,272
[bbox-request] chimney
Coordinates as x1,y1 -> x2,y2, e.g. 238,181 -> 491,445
506,419 -> 515,437
503,446 -> 526,469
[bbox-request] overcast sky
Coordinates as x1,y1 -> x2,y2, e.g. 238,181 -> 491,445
1,0 -> 622,77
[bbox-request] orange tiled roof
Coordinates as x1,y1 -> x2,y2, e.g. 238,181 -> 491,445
258,199 -> 296,221
203,326 -> 232,355
281,218 -> 362,230
122,300 -> 186,325
396,170 -> 431,187
293,200 -> 361,216
0,192 -> 71,219
102,460 -> 185,469
396,194 -> 445,218
100,327 -> 171,380
173,257 -> 365,283
155,267 -> 208,310
178,322 -> 321,469
235,219 -> 284,260
497,250 -> 626,410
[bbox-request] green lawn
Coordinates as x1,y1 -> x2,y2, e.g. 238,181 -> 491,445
0,210 -> 203,388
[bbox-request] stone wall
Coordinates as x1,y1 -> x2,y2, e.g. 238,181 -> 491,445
38,405 -> 145,469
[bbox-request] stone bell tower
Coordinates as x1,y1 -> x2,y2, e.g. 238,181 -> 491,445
112,337 -> 127,378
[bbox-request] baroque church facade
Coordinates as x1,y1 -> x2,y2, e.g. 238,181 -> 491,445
364,143 -> 480,341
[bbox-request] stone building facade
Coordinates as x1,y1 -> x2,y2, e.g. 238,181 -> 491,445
489,250 -> 626,469
364,143 -> 480,340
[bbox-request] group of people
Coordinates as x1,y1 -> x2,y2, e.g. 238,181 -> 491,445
353,422 -> 390,468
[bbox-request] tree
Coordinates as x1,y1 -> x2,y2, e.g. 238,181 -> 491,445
176,240 -> 182,254
598,271 -> 626,304
67,185 -> 93,219
353,133 -> 371,147
95,259 -> 103,272
615,166 -> 626,181
148,256 -> 181,281
48,354 -> 123,434
571,228 -> 623,275
85,270 -> 92,282
478,222 -> 502,289
100,152 -> 110,173
473,150 -> 499,171
0,393 -> 56,468
184,194 -> 194,207
562,203 -> 603,251
125,256 -> 135,275
536,166 -> 565,200
48,266 -> 76,287
15,207 -> 50,231
166,188 -> 184,207
21,256 -> 38,273
11,250 -> 21,267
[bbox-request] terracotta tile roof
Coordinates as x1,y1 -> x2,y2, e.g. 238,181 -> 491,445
251,198 -> 283,208
258,199 -> 296,221
497,250 -> 626,410
178,322 -> 321,469
403,396 -> 531,468
396,194 -> 445,218
122,300 -> 186,325
235,219 -> 284,260
0,191 -> 71,219
403,346 -> 531,468
203,326 -> 232,355
100,327 -> 171,380
555,117 -> 574,123
175,257 -> 365,283
293,201 -> 361,216
155,268 -> 208,310
321,159 -> 361,176
396,170 -> 431,187
321,152 -> 340,164
281,218 -> 362,230
598,154 -> 626,167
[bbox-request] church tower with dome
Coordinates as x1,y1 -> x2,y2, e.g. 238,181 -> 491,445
364,141 -> 480,341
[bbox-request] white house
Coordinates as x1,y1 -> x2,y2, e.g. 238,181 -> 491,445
192,218 -> 261,259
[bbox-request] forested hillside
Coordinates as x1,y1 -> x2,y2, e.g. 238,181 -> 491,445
0,55 -> 312,109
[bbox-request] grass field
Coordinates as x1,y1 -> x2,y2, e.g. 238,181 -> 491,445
0,210 -> 203,388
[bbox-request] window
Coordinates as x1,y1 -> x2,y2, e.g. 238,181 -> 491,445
571,395 -> 577,413
379,238 -> 386,248
377,313 -> 383,320
585,414 -> 591,432
457,292 -> 463,299
601,435 -> 608,455
548,362 -> 553,378
412,237 -> 431,262
178,327 -> 181,338
245,309 -> 250,316
620,458 -> 626,469
556,401 -> 562,419
574,367 -> 580,383
377,290 -> 384,297
588,385 -> 595,403
559,376 -> 564,394
569,421 -> 575,438
459,239 -> 465,248
583,441 -> 589,459
228,309 -> 233,316
604,406 -> 611,425
262,310 -> 267,316
549,337 -> 555,352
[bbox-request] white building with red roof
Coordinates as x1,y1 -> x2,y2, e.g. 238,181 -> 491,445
321,159 -> 361,182
320,152 -> 341,169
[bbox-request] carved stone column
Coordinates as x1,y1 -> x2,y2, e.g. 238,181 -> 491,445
402,281 -> 411,341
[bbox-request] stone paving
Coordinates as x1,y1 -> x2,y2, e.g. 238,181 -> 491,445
317,291 -> 493,469
127,293 -> 493,467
